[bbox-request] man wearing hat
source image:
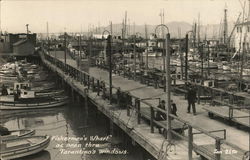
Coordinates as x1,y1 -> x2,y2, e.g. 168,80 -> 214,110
155,100 -> 166,133
187,85 -> 197,115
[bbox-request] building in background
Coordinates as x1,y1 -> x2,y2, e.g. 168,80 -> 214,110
0,33 -> 36,56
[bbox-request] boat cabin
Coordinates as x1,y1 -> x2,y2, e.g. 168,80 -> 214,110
14,83 -> 35,98
14,82 -> 31,90
204,80 -> 215,88
5,83 -> 35,99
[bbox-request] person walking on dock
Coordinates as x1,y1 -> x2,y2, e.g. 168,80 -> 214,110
187,85 -> 197,115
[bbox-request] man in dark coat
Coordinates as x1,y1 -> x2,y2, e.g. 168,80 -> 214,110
155,100 -> 166,134
187,86 -> 197,115
1,84 -> 8,96
170,99 -> 177,117
155,100 -> 166,121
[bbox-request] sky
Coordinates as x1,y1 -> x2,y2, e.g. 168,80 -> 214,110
0,0 -> 245,33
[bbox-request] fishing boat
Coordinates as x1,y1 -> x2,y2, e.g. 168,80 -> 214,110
7,129 -> 35,138
0,135 -> 50,160
0,82 -> 68,110
196,61 -> 218,69
0,61 -> 48,84
142,46 -> 162,57
0,125 -> 35,138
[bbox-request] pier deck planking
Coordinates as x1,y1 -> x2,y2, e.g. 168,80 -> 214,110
44,51 -> 249,159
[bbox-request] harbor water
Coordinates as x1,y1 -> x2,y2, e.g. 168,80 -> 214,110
0,97 -> 153,160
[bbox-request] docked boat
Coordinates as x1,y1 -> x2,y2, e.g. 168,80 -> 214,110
142,46 -> 162,57
7,129 -> 35,138
0,61 -> 48,83
0,135 -> 50,160
0,82 -> 68,110
196,61 -> 218,69
0,126 -> 35,138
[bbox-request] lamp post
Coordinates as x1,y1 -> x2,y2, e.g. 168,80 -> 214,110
185,31 -> 194,83
155,24 -> 172,141
102,30 -> 112,104
155,24 -> 168,72
64,32 -> 67,64
54,39 -> 57,58
76,33 -> 81,68
133,32 -> 142,80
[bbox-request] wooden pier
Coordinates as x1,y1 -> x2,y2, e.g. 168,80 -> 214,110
40,51 -> 248,160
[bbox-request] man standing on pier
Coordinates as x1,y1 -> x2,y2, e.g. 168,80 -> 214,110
155,100 -> 166,133
187,85 -> 197,115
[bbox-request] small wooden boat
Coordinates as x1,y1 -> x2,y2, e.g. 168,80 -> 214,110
0,135 -> 50,160
0,82 -> 68,110
0,126 -> 35,138
8,129 -> 35,138
0,96 -> 68,110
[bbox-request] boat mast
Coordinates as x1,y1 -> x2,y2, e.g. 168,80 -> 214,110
145,23 -> 148,69
124,11 -> 127,39
223,6 -> 228,45
0,0 -> 2,35
239,0 -> 249,91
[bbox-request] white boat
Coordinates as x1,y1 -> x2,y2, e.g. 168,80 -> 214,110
0,126 -> 35,138
243,68 -> 250,76
196,61 -> 218,69
222,65 -> 231,71
8,129 -> 35,138
0,82 -> 68,110
0,135 -> 50,160
0,96 -> 68,110
142,46 -> 162,57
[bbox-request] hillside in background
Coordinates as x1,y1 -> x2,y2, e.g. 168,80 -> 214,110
38,21 -> 236,40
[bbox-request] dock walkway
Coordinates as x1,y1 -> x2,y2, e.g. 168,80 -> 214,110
42,51 -> 249,160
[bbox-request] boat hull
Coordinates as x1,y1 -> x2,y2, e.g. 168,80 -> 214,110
0,98 -> 68,110
0,136 -> 50,160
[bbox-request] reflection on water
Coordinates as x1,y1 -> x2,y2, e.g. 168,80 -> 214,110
0,101 -> 149,160
15,151 -> 51,160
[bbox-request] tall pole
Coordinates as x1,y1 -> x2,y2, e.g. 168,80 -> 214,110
64,32 -> 67,64
26,24 -> 29,35
145,24 -> 148,69
193,22 -> 197,48
0,0 -> 2,34
134,35 -> 136,79
124,11 -> 127,39
110,21 -> 113,36
165,33 -> 171,141
107,35 -> 112,104
54,39 -> 57,58
79,34 -> 82,59
185,34 -> 189,82
223,7 -> 228,45
207,44 -> 210,76
46,22 -> 49,40
133,23 -> 136,79
163,38 -> 166,72
201,44 -> 204,83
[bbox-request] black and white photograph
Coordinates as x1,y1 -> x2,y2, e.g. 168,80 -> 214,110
0,0 -> 249,159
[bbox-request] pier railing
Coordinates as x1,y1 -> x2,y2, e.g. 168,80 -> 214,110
41,51 -> 247,160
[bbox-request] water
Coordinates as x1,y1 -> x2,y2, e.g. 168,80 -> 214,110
0,101 -> 150,160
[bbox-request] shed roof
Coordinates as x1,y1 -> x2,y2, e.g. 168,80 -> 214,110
13,39 -> 28,46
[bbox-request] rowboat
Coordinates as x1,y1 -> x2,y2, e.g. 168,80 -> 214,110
10,129 -> 35,137
0,126 -> 35,138
0,82 -> 68,110
0,135 -> 50,160
0,96 -> 68,110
